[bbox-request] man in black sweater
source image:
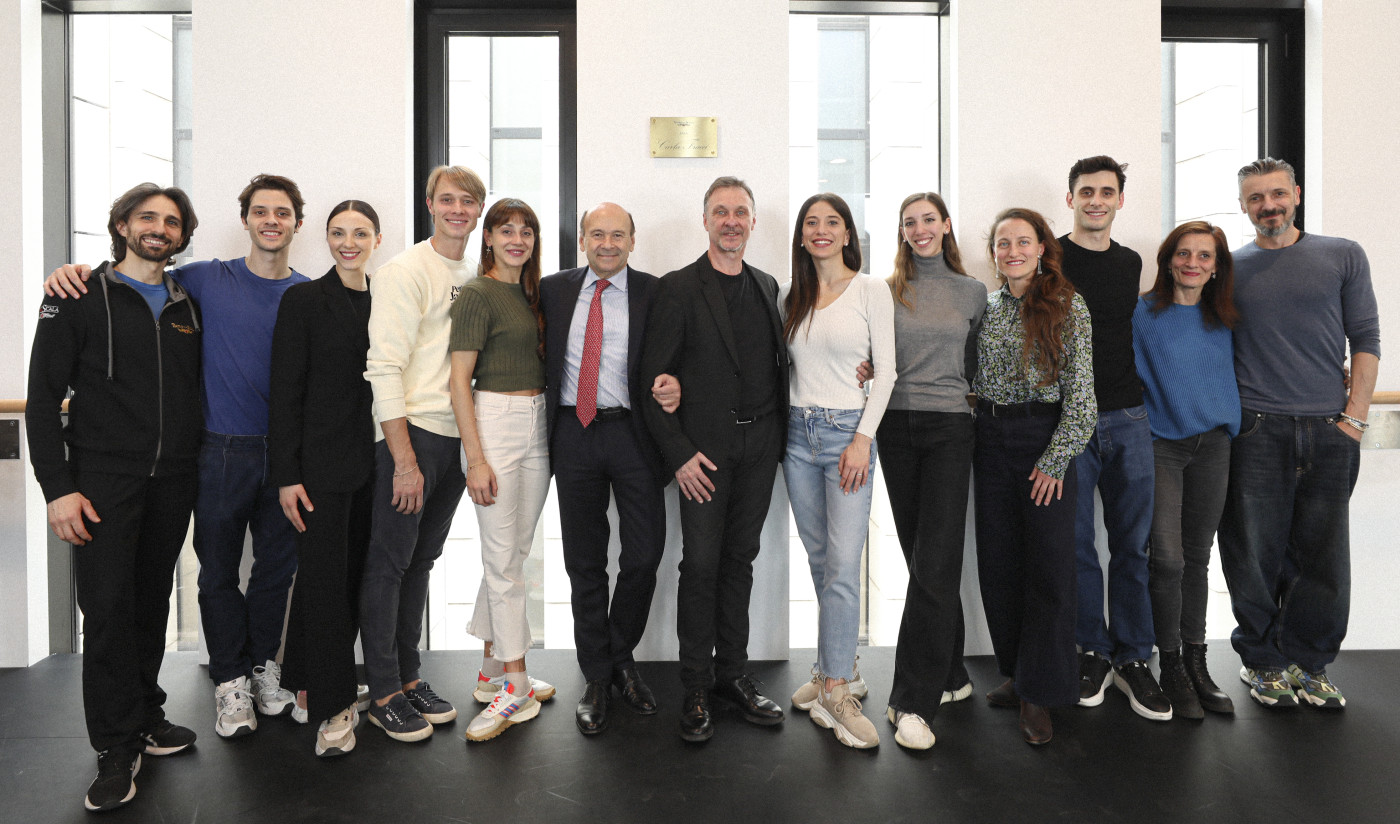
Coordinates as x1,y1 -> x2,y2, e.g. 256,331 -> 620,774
27,183 -> 203,812
1059,156 -> 1171,721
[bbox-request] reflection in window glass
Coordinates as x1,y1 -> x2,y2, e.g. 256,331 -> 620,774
1161,41 -> 1260,250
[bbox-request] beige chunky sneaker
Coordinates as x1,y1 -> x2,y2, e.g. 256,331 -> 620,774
792,663 -> 868,711
809,682 -> 879,748
315,705 -> 358,757
886,707 -> 935,749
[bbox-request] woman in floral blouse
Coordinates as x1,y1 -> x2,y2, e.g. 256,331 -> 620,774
972,207 -> 1095,746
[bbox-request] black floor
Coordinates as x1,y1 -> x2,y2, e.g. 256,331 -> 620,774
2,647 -> 1397,823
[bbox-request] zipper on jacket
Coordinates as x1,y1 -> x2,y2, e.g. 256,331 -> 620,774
150,308 -> 165,477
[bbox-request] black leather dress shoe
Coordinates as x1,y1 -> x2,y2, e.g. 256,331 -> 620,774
576,679 -> 610,735
679,688 -> 713,742
713,675 -> 784,726
612,665 -> 658,715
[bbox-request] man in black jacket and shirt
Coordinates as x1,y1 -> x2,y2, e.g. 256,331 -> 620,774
27,183 -> 203,812
641,176 -> 789,742
1059,155 -> 1171,721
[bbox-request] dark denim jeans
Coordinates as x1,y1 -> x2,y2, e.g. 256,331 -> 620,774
194,431 -> 299,684
1218,410 -> 1359,671
1148,429 -> 1230,651
1073,405 -> 1156,664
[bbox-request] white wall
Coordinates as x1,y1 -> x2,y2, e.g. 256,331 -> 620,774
188,0 -> 414,275
0,0 -> 51,667
1305,0 -> 1400,648
575,0 -> 792,661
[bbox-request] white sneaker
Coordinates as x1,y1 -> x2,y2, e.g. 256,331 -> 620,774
472,670 -> 555,703
251,660 -> 295,716
356,684 -> 371,713
315,705 -> 358,757
809,682 -> 879,749
464,681 -> 540,742
214,676 -> 257,738
886,707 -> 935,749
941,682 -> 974,704
792,664 -> 868,711
291,690 -> 308,725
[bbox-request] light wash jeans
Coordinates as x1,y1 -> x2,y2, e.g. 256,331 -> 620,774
784,407 -> 876,682
465,391 -> 550,663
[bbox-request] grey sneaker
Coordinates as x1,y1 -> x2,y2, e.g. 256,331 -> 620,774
404,680 -> 458,724
251,660 -> 295,716
472,671 -> 555,703
214,676 -> 257,738
367,693 -> 433,742
809,682 -> 878,749
1284,664 -> 1346,709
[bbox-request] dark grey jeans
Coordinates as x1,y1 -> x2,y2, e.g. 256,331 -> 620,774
1148,428 -> 1230,651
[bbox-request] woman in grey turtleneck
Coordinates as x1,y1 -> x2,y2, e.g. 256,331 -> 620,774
875,192 -> 987,749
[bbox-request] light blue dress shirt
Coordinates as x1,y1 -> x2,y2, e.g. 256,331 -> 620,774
561,267 -> 631,409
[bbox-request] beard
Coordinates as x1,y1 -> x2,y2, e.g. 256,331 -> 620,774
1253,207 -> 1293,238
127,234 -> 174,263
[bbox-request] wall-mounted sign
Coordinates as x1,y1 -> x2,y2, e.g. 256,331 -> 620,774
650,117 -> 718,158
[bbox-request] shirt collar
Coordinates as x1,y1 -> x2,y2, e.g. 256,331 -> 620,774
584,266 -> 629,293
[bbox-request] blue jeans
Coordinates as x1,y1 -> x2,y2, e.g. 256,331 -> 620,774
784,407 -> 875,682
1218,410 -> 1359,671
194,432 -> 299,684
1073,405 -> 1156,664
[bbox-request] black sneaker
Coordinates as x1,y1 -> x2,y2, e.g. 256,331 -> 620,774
139,719 -> 197,756
1078,651 -> 1113,707
1114,660 -> 1173,721
367,693 -> 433,742
84,748 -> 141,812
404,680 -> 458,724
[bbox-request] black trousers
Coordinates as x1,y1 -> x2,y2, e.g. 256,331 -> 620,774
281,480 -> 372,724
675,415 -> 782,690
879,409 -> 974,721
972,411 -> 1080,707
73,467 -> 197,754
553,414 -> 666,682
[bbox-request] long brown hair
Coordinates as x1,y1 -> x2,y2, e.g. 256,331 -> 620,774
478,198 -> 546,360
784,193 -> 862,343
890,192 -> 968,310
1149,221 -> 1239,329
987,208 -> 1076,387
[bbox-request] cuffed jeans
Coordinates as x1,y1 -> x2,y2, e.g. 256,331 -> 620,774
466,392 -> 550,663
1218,410 -> 1359,672
360,424 -> 466,702
1148,429 -> 1230,652
784,407 -> 875,682
194,431 -> 299,684
974,409 -> 1080,707
1073,405 -> 1156,665
878,409 -> 974,722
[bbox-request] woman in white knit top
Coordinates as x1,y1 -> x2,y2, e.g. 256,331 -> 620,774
781,193 -> 895,749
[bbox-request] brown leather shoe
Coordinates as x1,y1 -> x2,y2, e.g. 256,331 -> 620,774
986,678 -> 1018,708
1019,701 -> 1052,746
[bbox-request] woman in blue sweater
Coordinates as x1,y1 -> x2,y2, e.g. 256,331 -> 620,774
1133,220 -> 1240,719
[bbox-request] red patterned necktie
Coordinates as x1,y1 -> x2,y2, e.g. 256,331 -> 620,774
576,279 -> 610,426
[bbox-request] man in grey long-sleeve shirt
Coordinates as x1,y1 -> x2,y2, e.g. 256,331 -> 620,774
1219,157 -> 1381,711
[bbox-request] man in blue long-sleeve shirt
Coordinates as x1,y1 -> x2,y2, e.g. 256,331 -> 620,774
1221,157 -> 1381,711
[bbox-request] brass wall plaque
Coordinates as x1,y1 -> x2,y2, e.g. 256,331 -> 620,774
650,117 -> 718,158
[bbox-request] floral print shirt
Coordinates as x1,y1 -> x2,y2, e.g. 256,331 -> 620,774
973,285 -> 1096,478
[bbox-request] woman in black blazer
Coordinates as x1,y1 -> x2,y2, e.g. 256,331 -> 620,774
270,200 -> 382,757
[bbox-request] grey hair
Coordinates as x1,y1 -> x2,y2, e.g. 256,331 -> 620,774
703,176 -> 755,212
1237,157 -> 1297,190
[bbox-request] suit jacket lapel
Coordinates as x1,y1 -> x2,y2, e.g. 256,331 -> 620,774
696,256 -> 740,367
320,269 -> 367,351
626,272 -> 646,387
549,268 -> 587,385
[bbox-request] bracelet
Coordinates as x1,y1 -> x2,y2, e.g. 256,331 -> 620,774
467,461 -> 487,471
1340,413 -> 1369,432
393,465 -> 418,478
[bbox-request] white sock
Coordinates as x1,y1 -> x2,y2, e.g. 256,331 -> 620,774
482,656 -> 505,679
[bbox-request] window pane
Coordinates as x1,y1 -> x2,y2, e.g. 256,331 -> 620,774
1161,41 -> 1260,250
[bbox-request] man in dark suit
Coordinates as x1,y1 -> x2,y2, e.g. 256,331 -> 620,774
542,202 -> 672,736
641,176 -> 789,742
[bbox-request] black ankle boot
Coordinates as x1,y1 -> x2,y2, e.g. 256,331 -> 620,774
1158,649 -> 1204,720
1184,642 -> 1235,714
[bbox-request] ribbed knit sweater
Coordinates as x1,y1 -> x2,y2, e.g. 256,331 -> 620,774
448,276 -> 545,392
1132,296 -> 1240,440
887,253 -> 987,413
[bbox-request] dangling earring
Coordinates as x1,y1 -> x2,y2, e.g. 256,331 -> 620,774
485,246 -> 493,257
1036,255 -> 1043,275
